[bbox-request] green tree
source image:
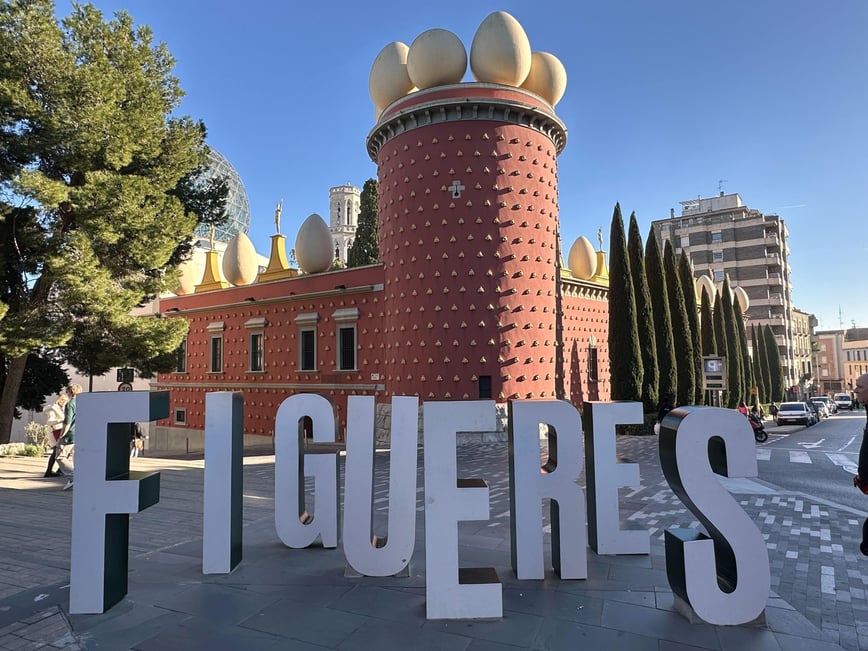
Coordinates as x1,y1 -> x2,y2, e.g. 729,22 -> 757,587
764,325 -> 784,402
678,251 -> 702,404
757,324 -> 772,403
0,1 -> 221,442
645,226 -> 676,404
712,290 -> 729,404
607,204 -> 642,400
721,279 -> 743,407
751,324 -> 766,405
664,241 -> 695,406
627,213 -> 657,412
347,178 -> 379,267
733,297 -> 753,407
699,287 -> 715,405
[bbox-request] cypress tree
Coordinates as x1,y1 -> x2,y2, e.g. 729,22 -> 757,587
664,241 -> 695,406
645,228 -> 676,405
751,325 -> 767,405
764,325 -> 785,403
678,251 -> 703,404
699,288 -> 716,405
607,204 -> 643,401
758,324 -> 773,403
347,178 -> 379,267
721,278 -> 743,407
713,290 -> 729,405
627,213 -> 658,412
734,297 -> 753,407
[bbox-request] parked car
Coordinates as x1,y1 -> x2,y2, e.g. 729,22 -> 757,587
776,401 -> 813,426
835,394 -> 854,411
810,399 -> 830,419
812,396 -> 838,414
803,401 -> 820,425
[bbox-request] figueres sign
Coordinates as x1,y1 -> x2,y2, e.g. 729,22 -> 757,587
68,392 -> 770,626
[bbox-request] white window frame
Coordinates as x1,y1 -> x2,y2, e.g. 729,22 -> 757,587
295,312 -> 320,372
207,321 -> 225,373
245,317 -> 267,373
333,307 -> 360,372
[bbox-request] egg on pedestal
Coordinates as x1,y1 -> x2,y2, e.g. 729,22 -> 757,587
567,236 -> 597,280
222,231 -> 258,286
407,28 -> 467,89
295,213 -> 334,274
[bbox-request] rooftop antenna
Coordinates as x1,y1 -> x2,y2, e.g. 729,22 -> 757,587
718,179 -> 728,195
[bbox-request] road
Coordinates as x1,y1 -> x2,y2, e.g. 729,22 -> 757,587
758,408 -> 868,512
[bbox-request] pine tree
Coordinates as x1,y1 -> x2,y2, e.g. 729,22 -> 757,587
764,325 -> 785,403
627,213 -> 657,412
607,204 -> 643,401
664,241 -> 695,406
721,279 -> 744,407
347,178 -> 379,267
699,288 -> 716,405
645,227 -> 676,404
678,251 -> 703,404
751,325 -> 766,405
0,2 -> 221,442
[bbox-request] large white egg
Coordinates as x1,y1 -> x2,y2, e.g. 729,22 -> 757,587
520,51 -> 567,106
695,274 -> 716,303
567,236 -> 596,280
733,286 -> 750,313
295,213 -> 334,274
369,41 -> 415,110
222,231 -> 259,286
470,11 -> 532,86
407,29 -> 467,90
175,247 -> 206,295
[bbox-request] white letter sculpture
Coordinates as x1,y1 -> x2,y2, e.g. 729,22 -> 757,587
508,400 -> 587,579
274,394 -> 338,548
343,396 -> 418,576
585,401 -> 650,555
203,392 -> 244,574
69,391 -> 168,614
423,401 -> 501,619
659,407 -> 771,625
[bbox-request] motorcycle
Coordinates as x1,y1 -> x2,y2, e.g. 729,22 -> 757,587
748,412 -> 767,442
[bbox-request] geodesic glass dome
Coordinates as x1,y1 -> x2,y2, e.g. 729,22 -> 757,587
193,146 -> 251,243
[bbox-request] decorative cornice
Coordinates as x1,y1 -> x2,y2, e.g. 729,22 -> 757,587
367,85 -> 567,161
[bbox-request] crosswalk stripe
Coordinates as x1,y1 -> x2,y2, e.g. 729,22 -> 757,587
789,451 -> 811,464
756,449 -> 771,461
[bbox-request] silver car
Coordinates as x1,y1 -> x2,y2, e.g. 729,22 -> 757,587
810,399 -> 830,419
776,401 -> 812,426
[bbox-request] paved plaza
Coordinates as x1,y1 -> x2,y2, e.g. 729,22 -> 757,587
1,429 -> 866,650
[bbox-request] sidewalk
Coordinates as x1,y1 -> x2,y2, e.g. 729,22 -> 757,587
0,434 -> 861,650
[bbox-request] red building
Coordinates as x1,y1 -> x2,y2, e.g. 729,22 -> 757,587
153,42 -> 610,450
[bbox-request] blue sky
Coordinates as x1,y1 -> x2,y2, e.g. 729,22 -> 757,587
78,0 -> 867,331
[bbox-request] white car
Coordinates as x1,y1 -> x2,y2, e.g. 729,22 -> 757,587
810,399 -> 830,419
776,402 -> 813,426
835,394 -> 854,411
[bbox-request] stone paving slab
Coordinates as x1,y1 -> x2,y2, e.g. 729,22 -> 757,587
0,434 -> 858,650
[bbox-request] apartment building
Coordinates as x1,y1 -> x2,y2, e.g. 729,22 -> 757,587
652,193 -> 796,388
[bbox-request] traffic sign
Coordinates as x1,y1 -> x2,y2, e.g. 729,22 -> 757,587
118,383 -> 133,392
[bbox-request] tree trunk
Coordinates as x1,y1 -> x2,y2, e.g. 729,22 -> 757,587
0,354 -> 28,445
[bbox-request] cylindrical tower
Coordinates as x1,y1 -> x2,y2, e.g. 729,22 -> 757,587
367,84 -> 567,401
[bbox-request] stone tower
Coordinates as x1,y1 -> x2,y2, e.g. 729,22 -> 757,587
328,183 -> 360,263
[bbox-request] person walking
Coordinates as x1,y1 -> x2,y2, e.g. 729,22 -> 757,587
43,393 -> 69,477
56,384 -> 83,491
851,374 -> 868,553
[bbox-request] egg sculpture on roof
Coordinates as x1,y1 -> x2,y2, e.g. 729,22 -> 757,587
695,274 -> 716,304
567,236 -> 597,280
369,41 -> 415,117
470,11 -> 532,86
222,231 -> 258,286
407,28 -> 467,90
295,213 -> 334,274
520,51 -> 567,106
175,247 -> 206,295
733,286 -> 750,313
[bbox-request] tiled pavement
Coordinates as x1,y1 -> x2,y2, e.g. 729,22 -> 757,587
0,429 -> 865,650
